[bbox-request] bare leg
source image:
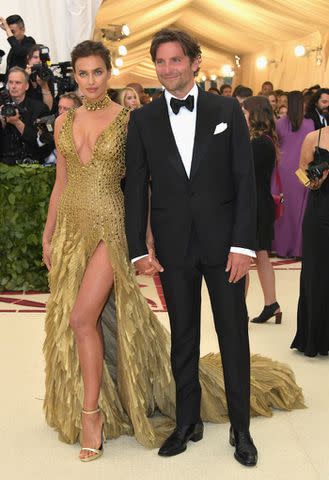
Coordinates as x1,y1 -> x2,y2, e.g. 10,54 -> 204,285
69,241 -> 113,459
254,250 -> 279,310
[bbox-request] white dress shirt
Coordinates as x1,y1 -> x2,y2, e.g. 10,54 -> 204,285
132,84 -> 255,262
316,109 -> 328,127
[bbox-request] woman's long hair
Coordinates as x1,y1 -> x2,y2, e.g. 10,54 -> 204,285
243,95 -> 279,161
287,91 -> 304,132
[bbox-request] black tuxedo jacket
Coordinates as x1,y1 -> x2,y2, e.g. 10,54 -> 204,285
306,111 -> 329,130
124,87 -> 256,266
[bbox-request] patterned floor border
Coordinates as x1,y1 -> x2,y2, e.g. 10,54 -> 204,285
0,258 -> 300,314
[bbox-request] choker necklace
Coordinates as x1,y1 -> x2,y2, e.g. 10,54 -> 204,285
83,94 -> 111,111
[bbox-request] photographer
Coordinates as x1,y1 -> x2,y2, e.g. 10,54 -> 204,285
26,44 -> 54,111
39,93 -> 82,165
291,126 -> 329,356
0,14 -> 35,72
0,66 -> 50,165
58,92 -> 82,114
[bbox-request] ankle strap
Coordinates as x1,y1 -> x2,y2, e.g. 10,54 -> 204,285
82,407 -> 100,415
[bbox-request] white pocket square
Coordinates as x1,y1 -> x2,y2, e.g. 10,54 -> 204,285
213,122 -> 228,135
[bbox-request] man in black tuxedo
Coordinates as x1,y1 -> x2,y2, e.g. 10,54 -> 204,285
125,29 -> 258,467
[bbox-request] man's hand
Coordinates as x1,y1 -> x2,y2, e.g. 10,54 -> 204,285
0,17 -> 8,31
225,252 -> 252,283
134,248 -> 164,276
0,17 -> 11,36
5,109 -> 20,125
25,64 -> 32,76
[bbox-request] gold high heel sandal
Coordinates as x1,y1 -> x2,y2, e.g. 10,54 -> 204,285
79,407 -> 105,462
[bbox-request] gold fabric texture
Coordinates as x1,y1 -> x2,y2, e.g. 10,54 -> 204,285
43,107 -> 305,448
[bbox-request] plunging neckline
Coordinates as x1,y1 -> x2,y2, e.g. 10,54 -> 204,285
70,107 -> 125,167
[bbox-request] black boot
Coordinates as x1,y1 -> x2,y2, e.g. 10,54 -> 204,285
229,426 -> 258,466
251,302 -> 282,324
158,421 -> 204,457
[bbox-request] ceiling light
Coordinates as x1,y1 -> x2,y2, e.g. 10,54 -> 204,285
115,57 -> 123,68
112,68 -> 120,76
294,45 -> 323,65
122,24 -> 130,37
118,45 -> 127,56
222,64 -> 233,76
210,74 -> 217,81
256,56 -> 268,69
294,45 -> 306,57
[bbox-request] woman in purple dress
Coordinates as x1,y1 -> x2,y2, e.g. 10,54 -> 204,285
272,91 -> 314,257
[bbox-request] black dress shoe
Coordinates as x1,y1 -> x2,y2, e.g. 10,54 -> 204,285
158,421 -> 204,457
229,426 -> 258,467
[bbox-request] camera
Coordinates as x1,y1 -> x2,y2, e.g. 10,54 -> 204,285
0,84 -> 18,117
306,160 -> 329,181
51,61 -> 77,95
306,149 -> 329,180
34,114 -> 56,144
30,46 -> 53,83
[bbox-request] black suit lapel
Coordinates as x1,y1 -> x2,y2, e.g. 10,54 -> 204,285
155,96 -> 189,181
190,88 -> 218,180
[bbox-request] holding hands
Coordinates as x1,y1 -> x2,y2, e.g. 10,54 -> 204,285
134,230 -> 164,276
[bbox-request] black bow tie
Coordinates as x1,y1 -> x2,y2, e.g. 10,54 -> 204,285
170,95 -> 194,115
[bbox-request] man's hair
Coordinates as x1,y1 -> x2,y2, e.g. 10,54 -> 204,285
219,83 -> 232,94
287,91 -> 304,132
6,15 -> 25,28
208,87 -> 221,95
150,28 -> 202,76
233,85 -> 253,99
263,91 -> 277,100
262,81 -> 274,90
26,44 -> 44,62
274,89 -> 285,96
71,40 -> 111,72
59,92 -> 82,108
305,88 -> 329,118
8,66 -> 29,83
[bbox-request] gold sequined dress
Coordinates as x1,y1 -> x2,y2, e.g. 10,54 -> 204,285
43,107 -> 305,448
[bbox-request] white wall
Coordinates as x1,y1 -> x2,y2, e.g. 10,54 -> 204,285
0,0 -> 101,73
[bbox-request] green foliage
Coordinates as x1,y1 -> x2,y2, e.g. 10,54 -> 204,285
0,164 -> 55,291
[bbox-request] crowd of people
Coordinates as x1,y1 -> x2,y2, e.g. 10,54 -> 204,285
1,14 -> 328,466
0,15 -> 149,166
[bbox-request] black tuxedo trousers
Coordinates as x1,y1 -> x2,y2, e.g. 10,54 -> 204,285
160,225 -> 250,430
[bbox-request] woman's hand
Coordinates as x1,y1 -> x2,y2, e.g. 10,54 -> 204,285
42,240 -> 52,271
308,170 -> 329,190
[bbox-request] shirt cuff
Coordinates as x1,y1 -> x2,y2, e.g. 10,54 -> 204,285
230,246 -> 256,258
131,254 -> 148,263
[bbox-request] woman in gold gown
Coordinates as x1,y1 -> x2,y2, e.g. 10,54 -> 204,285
42,41 -> 304,462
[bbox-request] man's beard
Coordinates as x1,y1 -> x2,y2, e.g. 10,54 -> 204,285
317,105 -> 329,116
